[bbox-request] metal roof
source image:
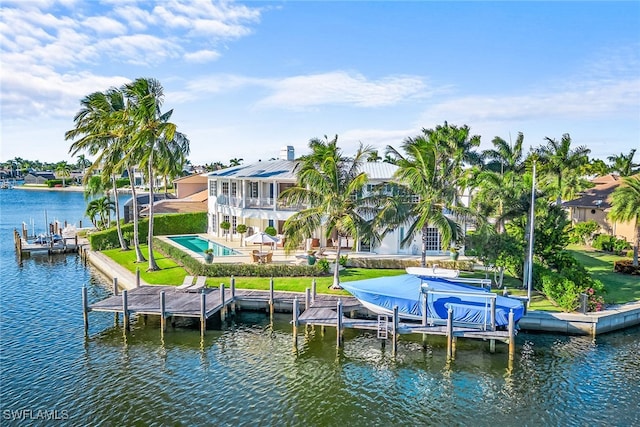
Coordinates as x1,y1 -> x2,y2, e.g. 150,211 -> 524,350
207,159 -> 398,181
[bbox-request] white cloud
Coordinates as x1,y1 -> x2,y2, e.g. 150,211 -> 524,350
82,16 -> 127,35
420,78 -> 640,123
257,72 -> 430,109
184,49 -> 221,63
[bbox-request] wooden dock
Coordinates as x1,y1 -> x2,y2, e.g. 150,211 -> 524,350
84,279 -> 517,360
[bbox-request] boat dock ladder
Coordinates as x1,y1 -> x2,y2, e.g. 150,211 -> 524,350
377,315 -> 389,339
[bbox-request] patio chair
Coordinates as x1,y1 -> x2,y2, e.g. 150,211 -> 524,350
187,276 -> 207,292
265,252 -> 273,263
176,275 -> 195,292
252,253 -> 261,263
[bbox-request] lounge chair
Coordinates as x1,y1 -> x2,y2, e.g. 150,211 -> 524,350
187,276 -> 207,292
176,275 -> 195,291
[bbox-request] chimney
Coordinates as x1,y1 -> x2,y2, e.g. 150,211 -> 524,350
279,146 -> 295,161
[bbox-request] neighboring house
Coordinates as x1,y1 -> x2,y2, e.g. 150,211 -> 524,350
123,193 -> 176,223
206,146 -> 446,255
174,173 -> 208,199
24,172 -> 56,184
141,189 -> 208,216
563,174 -> 637,244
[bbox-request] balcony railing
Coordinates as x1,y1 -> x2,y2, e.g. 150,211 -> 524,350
215,195 -> 304,211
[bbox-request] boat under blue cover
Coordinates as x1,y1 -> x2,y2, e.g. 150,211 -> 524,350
341,274 -> 524,327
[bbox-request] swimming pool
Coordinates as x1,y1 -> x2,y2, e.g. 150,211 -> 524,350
168,235 -> 241,256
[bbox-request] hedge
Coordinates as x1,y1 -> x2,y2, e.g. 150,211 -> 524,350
88,212 -> 207,250
347,257 -> 474,272
153,237 -> 324,277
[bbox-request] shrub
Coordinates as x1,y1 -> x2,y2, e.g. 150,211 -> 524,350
89,212 -> 206,250
568,220 -> 599,245
592,234 -> 615,252
339,254 -> 349,268
264,226 -> 277,236
316,258 -> 330,274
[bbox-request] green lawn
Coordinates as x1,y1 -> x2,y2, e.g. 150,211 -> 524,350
566,244 -> 640,304
102,244 -> 639,309
102,246 -> 406,296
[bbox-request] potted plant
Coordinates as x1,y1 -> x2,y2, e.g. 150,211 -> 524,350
220,221 -> 231,241
307,250 -> 317,265
203,248 -> 214,264
236,224 -> 248,246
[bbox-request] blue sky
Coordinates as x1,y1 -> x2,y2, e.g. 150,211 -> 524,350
1,1 -> 638,166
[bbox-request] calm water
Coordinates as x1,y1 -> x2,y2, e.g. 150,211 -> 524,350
1,188 -> 639,426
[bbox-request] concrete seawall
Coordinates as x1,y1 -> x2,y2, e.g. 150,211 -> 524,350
85,248 -> 640,336
519,301 -> 640,336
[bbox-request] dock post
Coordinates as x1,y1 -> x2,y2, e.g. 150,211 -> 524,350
392,305 -> 399,356
336,299 -> 343,348
82,286 -> 89,334
113,277 -> 118,296
230,276 -> 236,315
220,284 -> 226,321
305,288 -> 311,311
269,277 -> 274,315
421,293 -> 428,349
122,290 -> 129,331
136,268 -> 140,288
490,298 -> 496,331
312,278 -> 317,303
160,291 -> 166,332
292,297 -> 299,347
200,291 -> 206,335
508,310 -> 515,360
446,308 -> 453,361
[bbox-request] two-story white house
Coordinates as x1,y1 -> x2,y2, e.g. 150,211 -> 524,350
206,147 -> 457,255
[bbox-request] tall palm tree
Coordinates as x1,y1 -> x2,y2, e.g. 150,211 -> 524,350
609,176 -> 640,266
56,161 -> 71,187
66,89 -> 130,252
367,150 -> 382,162
280,135 -> 374,289
382,129 -> 468,267
608,149 -> 639,177
537,133 -> 591,205
229,158 -> 244,167
123,77 -> 189,271
482,132 -> 525,175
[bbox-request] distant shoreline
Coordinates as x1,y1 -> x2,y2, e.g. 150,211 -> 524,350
14,185 -> 86,193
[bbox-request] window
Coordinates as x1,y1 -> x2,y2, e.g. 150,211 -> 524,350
222,182 -> 229,196
231,182 -> 237,196
250,182 -> 258,198
211,214 -> 217,232
425,227 -> 441,251
209,181 -> 217,197
232,216 -> 237,233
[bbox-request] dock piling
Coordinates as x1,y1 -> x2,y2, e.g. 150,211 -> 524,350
446,308 -> 453,360
122,290 -> 129,331
160,291 -> 166,332
392,305 -> 399,356
312,278 -> 317,303
292,297 -> 299,347
230,276 -> 236,315
508,310 -> 515,360
135,268 -> 140,288
305,288 -> 310,311
200,292 -> 206,335
336,299 -> 343,348
113,277 -> 118,296
82,286 -> 89,334
219,284 -> 226,321
269,278 -> 274,315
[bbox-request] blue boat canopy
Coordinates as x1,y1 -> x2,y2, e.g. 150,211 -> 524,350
341,274 -> 524,327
